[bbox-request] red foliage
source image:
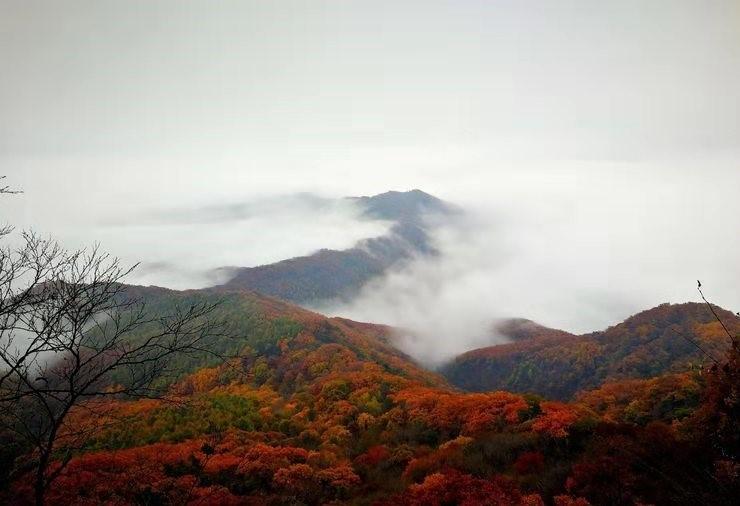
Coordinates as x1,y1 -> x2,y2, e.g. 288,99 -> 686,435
532,402 -> 579,438
386,470 -> 543,506
553,495 -> 592,506
355,445 -> 391,468
316,465 -> 361,490
393,388 -> 528,435
236,443 -> 312,482
566,453 -> 637,505
5,294 -> 738,506
273,463 -> 316,493
514,451 -> 545,475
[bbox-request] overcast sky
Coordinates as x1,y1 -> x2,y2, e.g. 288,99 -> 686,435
1,1 -> 738,358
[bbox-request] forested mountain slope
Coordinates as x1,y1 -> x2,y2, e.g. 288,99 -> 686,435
3,289 -> 738,505
442,303 -> 738,400
216,190 -> 455,306
492,318 -> 576,343
114,284 -> 444,391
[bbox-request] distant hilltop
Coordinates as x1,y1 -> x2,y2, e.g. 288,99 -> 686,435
348,189 -> 456,223
215,190 -> 457,306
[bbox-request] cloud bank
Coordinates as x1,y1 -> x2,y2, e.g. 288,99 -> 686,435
1,0 -> 738,365
323,168 -> 740,365
3,192 -> 390,290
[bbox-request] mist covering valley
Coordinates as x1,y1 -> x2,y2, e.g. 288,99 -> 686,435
12,174 -> 735,366
2,2 -> 739,505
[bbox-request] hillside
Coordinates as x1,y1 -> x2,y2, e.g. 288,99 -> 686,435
217,190 -> 455,306
492,318 -> 576,342
3,292 -> 738,505
112,284 -> 444,392
442,303 -> 738,400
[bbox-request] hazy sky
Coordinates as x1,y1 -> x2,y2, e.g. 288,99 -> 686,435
1,1 -> 739,360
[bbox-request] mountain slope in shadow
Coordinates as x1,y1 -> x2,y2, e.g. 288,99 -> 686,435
216,189 -> 456,306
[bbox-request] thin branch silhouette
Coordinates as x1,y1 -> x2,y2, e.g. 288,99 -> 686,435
697,281 -> 737,346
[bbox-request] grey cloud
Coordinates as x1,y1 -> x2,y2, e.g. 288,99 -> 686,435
107,193 -> 348,226
324,168 -> 740,365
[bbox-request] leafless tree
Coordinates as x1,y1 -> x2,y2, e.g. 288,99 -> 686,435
0,176 -> 20,195
1,184 -> 228,506
0,176 -> 21,238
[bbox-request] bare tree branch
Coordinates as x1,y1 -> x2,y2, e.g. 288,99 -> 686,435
0,232 -> 228,506
0,176 -> 22,237
697,281 -> 737,346
0,176 -> 22,195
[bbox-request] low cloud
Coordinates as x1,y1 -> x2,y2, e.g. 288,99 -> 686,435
4,164 -> 737,366
6,193 -> 390,290
324,168 -> 740,366
112,194 -> 390,289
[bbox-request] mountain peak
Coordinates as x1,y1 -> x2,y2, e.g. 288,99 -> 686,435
217,189 -> 455,305
349,189 -> 454,223
493,318 -> 575,342
443,301 -> 738,400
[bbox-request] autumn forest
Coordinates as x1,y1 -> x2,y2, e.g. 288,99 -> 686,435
1,274 -> 738,505
3,2 -> 740,504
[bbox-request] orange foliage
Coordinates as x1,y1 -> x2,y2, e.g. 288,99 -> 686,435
7,293 -> 737,506
237,443 -> 313,481
576,372 -> 700,424
354,445 -> 391,467
392,388 -> 528,435
532,402 -> 580,438
272,463 -> 315,493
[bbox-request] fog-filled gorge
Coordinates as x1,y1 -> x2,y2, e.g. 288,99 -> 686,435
103,194 -> 393,289
6,166 -> 738,366
318,168 -> 740,364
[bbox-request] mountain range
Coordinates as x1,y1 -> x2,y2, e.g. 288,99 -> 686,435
6,281 -> 735,505
2,189 -> 738,505
441,302 -> 737,400
216,190 -> 456,306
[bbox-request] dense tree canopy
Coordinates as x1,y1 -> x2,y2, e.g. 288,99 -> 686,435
1,287 -> 738,505
443,303 -> 737,399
